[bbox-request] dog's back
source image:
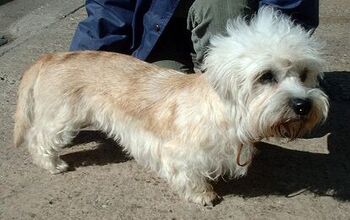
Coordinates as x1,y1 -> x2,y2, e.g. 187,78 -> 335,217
13,51 -> 164,147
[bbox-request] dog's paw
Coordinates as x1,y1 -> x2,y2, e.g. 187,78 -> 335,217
49,159 -> 69,174
189,191 -> 222,207
33,156 -> 69,174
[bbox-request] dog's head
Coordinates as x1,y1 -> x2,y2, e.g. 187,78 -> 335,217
203,7 -> 329,141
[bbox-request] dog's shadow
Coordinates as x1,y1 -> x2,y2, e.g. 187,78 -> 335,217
61,131 -> 131,168
61,71 -> 350,201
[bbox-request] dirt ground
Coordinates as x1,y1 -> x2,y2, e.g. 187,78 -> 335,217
0,0 -> 349,219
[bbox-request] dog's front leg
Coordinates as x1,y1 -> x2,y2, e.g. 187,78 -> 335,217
170,170 -> 221,206
161,154 -> 221,206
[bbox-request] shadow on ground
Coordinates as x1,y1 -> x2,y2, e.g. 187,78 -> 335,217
60,131 -> 131,169
0,0 -> 12,6
61,71 -> 350,201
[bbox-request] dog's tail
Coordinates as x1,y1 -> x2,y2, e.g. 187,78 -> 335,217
13,56 -> 45,147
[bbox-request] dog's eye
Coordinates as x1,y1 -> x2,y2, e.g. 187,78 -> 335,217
259,71 -> 276,84
300,68 -> 308,82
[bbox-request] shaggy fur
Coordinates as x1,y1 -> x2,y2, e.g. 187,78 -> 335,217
14,7 -> 329,206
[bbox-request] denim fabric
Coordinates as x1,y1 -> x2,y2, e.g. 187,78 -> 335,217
70,0 -> 180,60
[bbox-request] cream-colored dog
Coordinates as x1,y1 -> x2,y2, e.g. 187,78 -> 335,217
14,8 -> 329,206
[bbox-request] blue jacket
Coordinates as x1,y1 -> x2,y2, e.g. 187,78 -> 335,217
70,0 -> 319,60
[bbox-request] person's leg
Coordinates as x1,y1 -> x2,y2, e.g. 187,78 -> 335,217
147,0 -> 258,73
187,0 -> 258,70
146,17 -> 195,73
146,1 -> 195,73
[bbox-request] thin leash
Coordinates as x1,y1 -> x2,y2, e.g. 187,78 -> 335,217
236,143 -> 252,167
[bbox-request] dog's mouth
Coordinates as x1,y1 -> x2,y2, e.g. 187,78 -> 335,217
275,117 -> 307,140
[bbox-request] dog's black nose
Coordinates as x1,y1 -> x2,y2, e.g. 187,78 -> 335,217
290,98 -> 312,115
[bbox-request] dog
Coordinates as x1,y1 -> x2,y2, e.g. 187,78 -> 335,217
14,7 -> 329,206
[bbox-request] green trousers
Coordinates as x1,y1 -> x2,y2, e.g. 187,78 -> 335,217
147,0 -> 258,73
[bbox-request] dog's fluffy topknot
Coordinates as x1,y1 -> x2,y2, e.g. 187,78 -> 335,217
203,6 -> 323,97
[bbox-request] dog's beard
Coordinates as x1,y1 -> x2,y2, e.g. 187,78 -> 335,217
274,118 -> 307,140
273,107 -> 324,140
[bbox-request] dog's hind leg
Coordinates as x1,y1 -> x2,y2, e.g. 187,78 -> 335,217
26,123 -> 77,174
